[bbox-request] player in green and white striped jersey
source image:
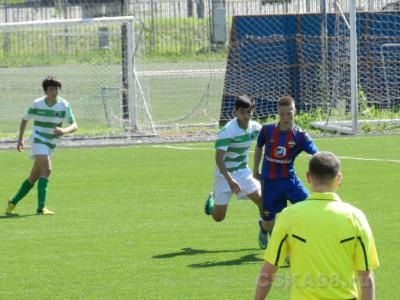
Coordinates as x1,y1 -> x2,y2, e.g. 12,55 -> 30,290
204,95 -> 268,248
5,76 -> 78,216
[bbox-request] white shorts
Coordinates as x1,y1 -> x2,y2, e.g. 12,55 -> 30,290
30,138 -> 53,159
213,167 -> 261,206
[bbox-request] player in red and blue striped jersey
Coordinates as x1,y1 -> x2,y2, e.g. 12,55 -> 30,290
253,96 -> 318,249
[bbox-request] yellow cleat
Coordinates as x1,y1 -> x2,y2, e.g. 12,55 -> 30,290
5,200 -> 17,215
37,207 -> 55,215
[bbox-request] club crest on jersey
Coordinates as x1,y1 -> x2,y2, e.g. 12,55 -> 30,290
54,111 -> 62,117
288,140 -> 296,148
274,146 -> 286,158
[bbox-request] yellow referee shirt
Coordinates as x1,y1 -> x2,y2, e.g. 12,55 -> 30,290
264,192 -> 379,300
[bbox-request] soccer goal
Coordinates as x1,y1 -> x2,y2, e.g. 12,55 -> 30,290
221,0 -> 400,134
0,16 -> 156,139
313,0 -> 400,134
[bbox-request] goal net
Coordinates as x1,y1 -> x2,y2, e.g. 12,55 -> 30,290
136,63 -> 225,129
0,16 -> 156,140
319,0 -> 400,133
221,2 -> 400,134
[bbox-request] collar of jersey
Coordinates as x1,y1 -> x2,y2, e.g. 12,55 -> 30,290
235,118 -> 248,131
307,192 -> 341,202
44,96 -> 59,107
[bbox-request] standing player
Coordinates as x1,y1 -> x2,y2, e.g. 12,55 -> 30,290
5,76 -> 78,215
204,95 -> 267,247
253,96 -> 318,248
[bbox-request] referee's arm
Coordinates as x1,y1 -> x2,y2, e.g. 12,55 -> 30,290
358,270 -> 375,300
254,262 -> 278,300
355,210 -> 379,300
254,209 -> 289,300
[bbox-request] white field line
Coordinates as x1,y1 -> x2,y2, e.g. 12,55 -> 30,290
334,156 -> 400,163
151,145 -> 212,151
151,145 -> 400,163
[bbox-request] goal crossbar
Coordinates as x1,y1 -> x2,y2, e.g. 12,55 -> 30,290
0,16 -> 138,29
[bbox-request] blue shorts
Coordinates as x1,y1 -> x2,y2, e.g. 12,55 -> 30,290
261,177 -> 309,221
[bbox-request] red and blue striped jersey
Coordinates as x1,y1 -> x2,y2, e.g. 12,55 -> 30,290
257,123 -> 318,180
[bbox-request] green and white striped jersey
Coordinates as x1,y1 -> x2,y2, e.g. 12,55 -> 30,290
214,118 -> 261,175
23,96 -> 75,149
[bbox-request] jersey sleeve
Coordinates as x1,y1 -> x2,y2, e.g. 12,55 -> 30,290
264,208 -> 290,267
255,121 -> 262,132
214,127 -> 233,152
23,102 -> 35,121
354,210 -> 379,271
65,104 -> 76,125
257,126 -> 267,148
301,131 -> 319,155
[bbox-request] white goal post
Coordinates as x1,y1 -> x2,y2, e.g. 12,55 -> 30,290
310,0 -> 400,134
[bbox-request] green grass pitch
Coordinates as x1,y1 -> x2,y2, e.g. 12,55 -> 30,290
0,135 -> 399,299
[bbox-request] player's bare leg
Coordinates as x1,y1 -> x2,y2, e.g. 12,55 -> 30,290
28,157 -> 43,184
247,190 -> 262,212
211,204 -> 228,222
204,192 -> 228,222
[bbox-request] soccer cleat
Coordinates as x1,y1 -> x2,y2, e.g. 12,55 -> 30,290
204,192 -> 214,215
258,220 -> 269,249
5,200 -> 17,215
37,207 -> 55,215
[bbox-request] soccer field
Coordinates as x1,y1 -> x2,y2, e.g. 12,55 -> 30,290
0,135 -> 399,299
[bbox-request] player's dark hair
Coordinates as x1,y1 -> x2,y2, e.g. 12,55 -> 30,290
309,152 -> 341,183
235,95 -> 254,110
42,76 -> 62,92
278,96 -> 295,107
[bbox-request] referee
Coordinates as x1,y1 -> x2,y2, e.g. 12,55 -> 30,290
254,152 -> 379,300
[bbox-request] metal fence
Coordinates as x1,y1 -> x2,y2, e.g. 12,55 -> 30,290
1,0 -> 397,55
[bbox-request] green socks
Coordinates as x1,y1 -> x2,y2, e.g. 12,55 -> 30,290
11,177 -> 50,211
208,196 -> 215,214
37,177 -> 49,211
11,179 -> 34,205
